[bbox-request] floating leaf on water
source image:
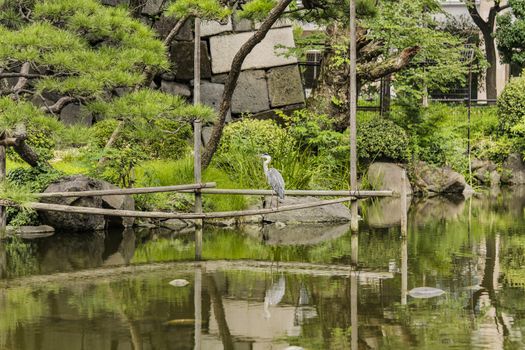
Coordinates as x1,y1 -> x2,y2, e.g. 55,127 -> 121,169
169,279 -> 190,287
164,319 -> 195,326
408,287 -> 445,299
465,285 -> 483,291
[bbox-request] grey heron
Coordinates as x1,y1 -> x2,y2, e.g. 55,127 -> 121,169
260,153 -> 285,208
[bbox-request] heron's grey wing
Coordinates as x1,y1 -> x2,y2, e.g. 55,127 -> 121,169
267,168 -> 285,199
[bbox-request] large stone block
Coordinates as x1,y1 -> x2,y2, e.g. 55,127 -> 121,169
232,70 -> 269,114
154,16 -> 193,41
200,81 -> 231,121
171,41 -> 212,81
141,0 -> 164,15
160,80 -> 191,97
201,17 -> 233,37
267,65 -> 305,107
209,27 -> 297,74
60,103 -> 93,127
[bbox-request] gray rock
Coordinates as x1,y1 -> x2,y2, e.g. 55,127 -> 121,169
60,103 -> 93,126
6,225 -> 55,239
209,27 -> 297,74
201,81 -> 224,111
472,159 -> 500,186
201,17 -> 233,37
367,162 -> 412,195
40,175 -> 135,232
171,41 -> 212,81
211,74 -> 229,84
267,65 -> 305,108
261,196 -> 351,224
502,153 -> 525,184
141,0 -> 164,15
154,16 -> 193,41
263,223 -> 349,245
160,80 -> 191,97
232,70 -> 270,113
412,162 -> 468,195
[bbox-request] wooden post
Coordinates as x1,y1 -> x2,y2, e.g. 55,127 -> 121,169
194,266 -> 202,350
0,144 -> 6,238
400,169 -> 408,305
349,0 -> 359,233
350,234 -> 358,350
194,17 -> 203,261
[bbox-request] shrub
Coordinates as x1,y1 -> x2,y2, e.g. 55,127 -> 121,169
497,75 -> 525,135
6,166 -> 63,226
357,118 -> 410,162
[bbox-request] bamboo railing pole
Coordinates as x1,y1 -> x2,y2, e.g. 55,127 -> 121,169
37,182 -> 217,198
349,0 -> 359,234
0,144 -> 6,238
181,189 -> 394,197
2,196 -> 358,220
194,17 -> 203,261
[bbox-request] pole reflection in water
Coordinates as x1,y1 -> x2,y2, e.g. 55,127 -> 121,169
351,231 -> 358,350
194,266 -> 202,350
400,170 -> 408,305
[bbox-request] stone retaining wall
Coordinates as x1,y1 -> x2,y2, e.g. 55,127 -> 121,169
101,0 -> 306,134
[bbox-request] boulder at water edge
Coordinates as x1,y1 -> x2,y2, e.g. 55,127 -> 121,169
412,161 -> 468,196
39,175 -> 135,232
501,153 -> 525,184
367,162 -> 412,195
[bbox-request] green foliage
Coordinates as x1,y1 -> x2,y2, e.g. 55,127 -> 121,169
89,89 -> 215,124
95,145 -> 144,188
88,90 -> 215,161
166,0 -> 230,20
5,166 -> 62,225
364,0 -> 472,101
237,0 -> 276,21
356,118 -> 409,162
0,0 -> 168,97
214,118 -> 316,189
496,0 -> 525,67
497,75 -> 525,135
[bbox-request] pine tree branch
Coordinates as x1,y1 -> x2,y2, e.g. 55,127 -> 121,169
40,96 -> 75,113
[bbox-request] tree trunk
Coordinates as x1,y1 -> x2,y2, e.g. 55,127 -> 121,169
12,138 -> 49,168
201,0 -> 293,169
483,31 -> 498,100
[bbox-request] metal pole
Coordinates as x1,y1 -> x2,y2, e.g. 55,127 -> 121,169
194,18 -> 203,260
0,144 -> 6,238
349,0 -> 358,233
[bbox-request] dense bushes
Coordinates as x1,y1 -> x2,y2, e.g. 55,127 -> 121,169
497,76 -> 525,135
357,118 -> 410,162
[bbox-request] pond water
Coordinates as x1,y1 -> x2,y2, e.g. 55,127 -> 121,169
1,187 -> 525,349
